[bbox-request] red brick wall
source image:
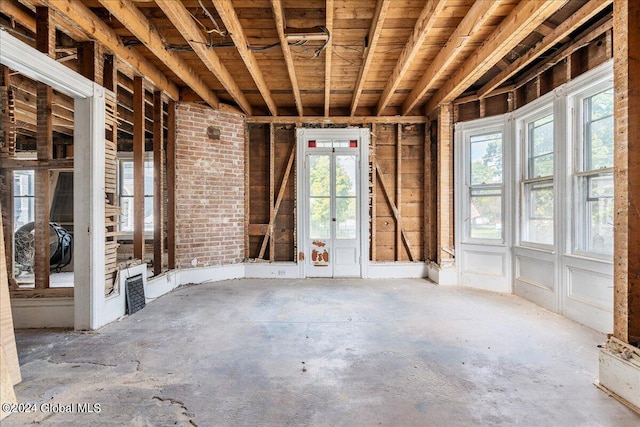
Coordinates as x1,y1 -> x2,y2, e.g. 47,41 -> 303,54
175,103 -> 245,267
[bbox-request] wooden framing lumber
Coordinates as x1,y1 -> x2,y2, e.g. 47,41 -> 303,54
374,161 -> 415,261
133,76 -> 145,261
247,116 -> 428,124
271,0 -> 303,116
153,91 -> 164,276
424,0 -> 567,115
376,0 -> 447,116
40,0 -> 179,100
402,0 -> 504,114
155,0 -> 251,115
258,136 -> 296,260
166,100 -> 176,270
350,0 -> 390,116
436,104 -> 453,266
212,0 -> 277,116
34,6 -> 54,291
613,0 -> 640,344
324,0 -> 334,117
96,0 -> 219,109
396,124 -> 402,260
477,0 -> 612,98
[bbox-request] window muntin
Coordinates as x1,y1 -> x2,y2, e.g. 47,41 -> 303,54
468,132 -> 503,240
118,157 -> 154,235
521,112 -> 554,246
575,88 -> 614,256
13,170 -> 35,231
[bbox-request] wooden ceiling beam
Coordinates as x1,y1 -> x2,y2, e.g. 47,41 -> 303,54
324,0 -> 334,117
38,0 -> 178,100
0,0 -> 36,33
96,0 -> 218,108
212,0 -> 277,116
271,0 -> 303,116
375,0 -> 447,116
155,0 -> 251,115
401,0 -> 505,115
350,0 -> 390,116
246,115 -> 428,124
477,0 -> 612,98
424,0 -> 568,115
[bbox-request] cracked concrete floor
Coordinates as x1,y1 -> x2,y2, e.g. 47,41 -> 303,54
4,278 -> 640,426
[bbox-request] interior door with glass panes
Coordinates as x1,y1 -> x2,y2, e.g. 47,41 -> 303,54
304,135 -> 361,277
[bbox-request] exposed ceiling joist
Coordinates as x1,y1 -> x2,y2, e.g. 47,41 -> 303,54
246,116 -> 428,124
155,0 -> 251,115
401,0 -> 505,115
376,0 -> 447,116
212,0 -> 278,116
96,0 -> 219,109
424,0 -> 568,115
324,0 -> 334,117
350,0 -> 390,116
271,0 -> 303,116
38,0 -> 179,100
0,0 -> 36,32
477,0 -> 612,98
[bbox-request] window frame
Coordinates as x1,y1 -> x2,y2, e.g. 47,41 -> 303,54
519,107 -> 555,249
462,127 -> 505,244
117,153 -> 154,239
571,84 -> 614,259
13,170 -> 36,231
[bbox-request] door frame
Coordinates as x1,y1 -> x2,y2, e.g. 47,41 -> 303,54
296,128 -> 370,278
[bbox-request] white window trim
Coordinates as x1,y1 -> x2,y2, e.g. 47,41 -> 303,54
117,153 -> 154,239
568,66 -> 614,261
516,103 -> 555,251
456,117 -> 507,246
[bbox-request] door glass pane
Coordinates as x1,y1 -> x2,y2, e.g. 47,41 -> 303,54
335,155 -> 356,197
309,197 -> 330,239
309,155 -> 330,197
336,197 -> 356,239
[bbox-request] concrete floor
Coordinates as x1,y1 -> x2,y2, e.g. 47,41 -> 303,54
5,278 -> 640,426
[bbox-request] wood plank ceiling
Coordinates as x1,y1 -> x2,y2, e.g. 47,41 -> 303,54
0,0 -> 612,118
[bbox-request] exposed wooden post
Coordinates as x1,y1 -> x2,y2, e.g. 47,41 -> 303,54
436,104 -> 454,267
166,100 -> 176,269
153,91 -> 164,276
269,124 -> 275,260
1,66 -> 15,288
133,76 -> 145,261
396,124 -> 402,261
423,123 -> 431,261
34,6 -> 55,290
77,41 -> 102,86
613,0 -> 640,346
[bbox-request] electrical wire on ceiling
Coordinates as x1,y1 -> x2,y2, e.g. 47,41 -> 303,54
197,0 -> 227,36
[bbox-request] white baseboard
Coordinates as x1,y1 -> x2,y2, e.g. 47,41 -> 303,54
427,262 -> 457,285
245,262 -> 299,278
598,348 -> 640,411
11,297 -> 74,329
176,264 -> 245,285
367,262 -> 428,279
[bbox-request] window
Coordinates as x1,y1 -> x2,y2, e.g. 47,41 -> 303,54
575,88 -> 614,255
468,132 -> 503,240
118,156 -> 154,235
13,170 -> 35,230
522,113 -> 554,246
